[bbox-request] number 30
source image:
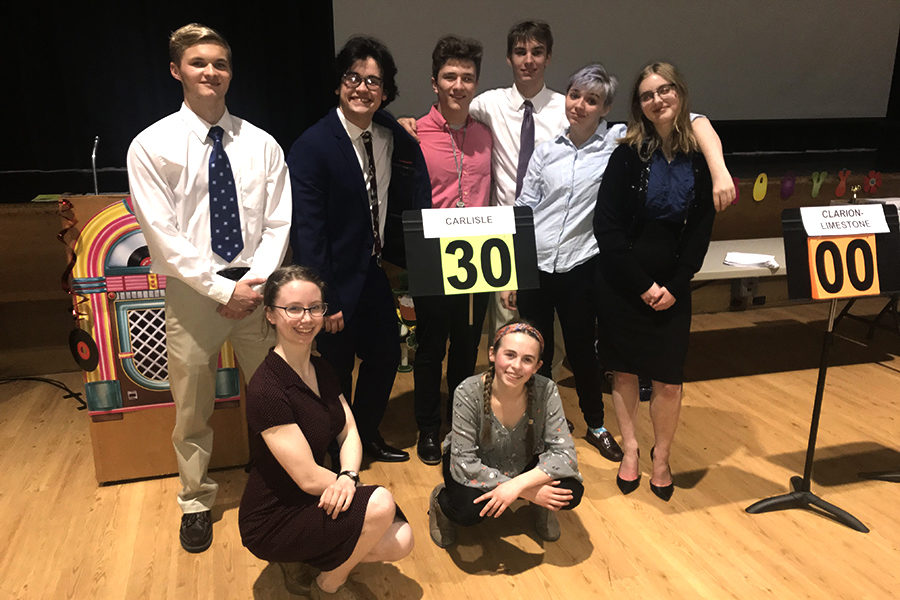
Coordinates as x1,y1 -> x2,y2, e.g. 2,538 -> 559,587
444,237 -> 513,291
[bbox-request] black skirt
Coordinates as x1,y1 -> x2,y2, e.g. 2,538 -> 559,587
595,219 -> 692,384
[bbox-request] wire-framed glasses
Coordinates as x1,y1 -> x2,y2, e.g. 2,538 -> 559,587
268,303 -> 328,319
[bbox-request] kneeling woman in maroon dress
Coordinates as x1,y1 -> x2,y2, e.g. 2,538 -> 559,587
239,266 -> 412,600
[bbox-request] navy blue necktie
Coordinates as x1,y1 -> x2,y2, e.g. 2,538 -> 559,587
515,99 -> 535,199
208,125 -> 243,262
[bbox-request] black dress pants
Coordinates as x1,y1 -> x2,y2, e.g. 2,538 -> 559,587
412,292 -> 489,433
515,256 -> 605,428
315,257 -> 400,443
437,451 -> 584,526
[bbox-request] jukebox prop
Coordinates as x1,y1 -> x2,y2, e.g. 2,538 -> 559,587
69,197 -> 249,483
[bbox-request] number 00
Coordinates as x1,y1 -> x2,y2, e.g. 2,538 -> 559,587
814,239 -> 875,293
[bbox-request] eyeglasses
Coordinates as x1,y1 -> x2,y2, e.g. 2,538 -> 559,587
639,83 -> 677,104
268,303 -> 328,319
342,71 -> 383,90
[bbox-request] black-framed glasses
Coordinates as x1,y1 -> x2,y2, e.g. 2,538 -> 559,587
342,71 -> 383,90
639,83 -> 677,104
268,303 -> 328,319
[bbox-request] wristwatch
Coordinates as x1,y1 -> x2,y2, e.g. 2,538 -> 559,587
338,470 -> 360,486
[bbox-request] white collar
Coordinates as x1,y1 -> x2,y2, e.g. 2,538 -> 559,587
336,106 -> 373,141
559,119 -> 610,146
179,102 -> 234,143
509,84 -> 555,112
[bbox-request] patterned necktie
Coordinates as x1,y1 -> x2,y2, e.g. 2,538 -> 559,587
208,126 -> 243,262
515,99 -> 535,199
360,131 -> 382,258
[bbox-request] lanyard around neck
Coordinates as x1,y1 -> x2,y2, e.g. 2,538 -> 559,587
448,122 -> 468,208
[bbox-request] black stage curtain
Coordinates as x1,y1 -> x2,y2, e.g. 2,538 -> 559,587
2,1 -> 898,202
1,1 -> 335,202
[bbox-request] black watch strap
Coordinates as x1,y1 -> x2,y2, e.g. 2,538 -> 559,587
338,470 -> 360,485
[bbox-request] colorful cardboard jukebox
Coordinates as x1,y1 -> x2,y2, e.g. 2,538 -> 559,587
70,197 -> 248,483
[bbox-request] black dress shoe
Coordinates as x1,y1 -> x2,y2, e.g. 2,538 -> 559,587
363,438 -> 410,462
616,448 -> 640,495
616,473 -> 641,495
417,430 -> 442,465
585,430 -> 624,462
650,480 -> 674,501
650,446 -> 674,501
180,510 -> 212,553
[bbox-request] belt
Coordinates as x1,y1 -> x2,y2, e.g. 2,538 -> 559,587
216,267 -> 250,281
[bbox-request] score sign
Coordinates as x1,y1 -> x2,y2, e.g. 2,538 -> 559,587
440,234 -> 517,294
422,207 -> 517,295
807,235 -> 880,299
782,204 -> 899,302
800,205 -> 889,299
403,206 -> 539,298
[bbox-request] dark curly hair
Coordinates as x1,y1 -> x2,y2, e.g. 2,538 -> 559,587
335,35 -> 398,107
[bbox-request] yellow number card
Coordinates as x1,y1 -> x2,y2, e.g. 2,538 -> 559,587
439,234 -> 518,295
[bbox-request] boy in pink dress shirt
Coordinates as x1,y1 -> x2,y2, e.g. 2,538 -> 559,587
413,36 -> 493,464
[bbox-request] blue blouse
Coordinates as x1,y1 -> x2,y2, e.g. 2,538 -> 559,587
644,151 -> 695,223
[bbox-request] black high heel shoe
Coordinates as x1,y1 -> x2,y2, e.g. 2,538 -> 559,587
649,446 -> 674,502
616,449 -> 641,494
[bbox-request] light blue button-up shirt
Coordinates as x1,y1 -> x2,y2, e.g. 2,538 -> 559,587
516,120 -> 626,273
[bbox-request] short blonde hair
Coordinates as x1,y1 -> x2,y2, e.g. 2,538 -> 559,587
168,23 -> 232,67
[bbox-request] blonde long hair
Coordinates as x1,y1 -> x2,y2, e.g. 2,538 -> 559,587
619,61 -> 697,160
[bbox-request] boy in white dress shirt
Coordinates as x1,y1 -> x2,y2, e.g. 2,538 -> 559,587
127,23 -> 291,553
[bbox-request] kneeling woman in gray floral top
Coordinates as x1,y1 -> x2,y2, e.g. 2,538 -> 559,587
428,319 -> 583,547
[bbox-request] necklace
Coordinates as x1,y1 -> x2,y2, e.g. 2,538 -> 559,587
448,121 -> 468,208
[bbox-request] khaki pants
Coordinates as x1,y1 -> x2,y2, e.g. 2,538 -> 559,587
165,278 -> 274,513
486,291 -> 516,341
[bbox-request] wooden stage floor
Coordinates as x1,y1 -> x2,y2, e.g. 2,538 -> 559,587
2,298 -> 898,599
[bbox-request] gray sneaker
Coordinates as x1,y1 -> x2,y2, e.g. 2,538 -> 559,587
534,506 -> 561,541
428,483 -> 456,548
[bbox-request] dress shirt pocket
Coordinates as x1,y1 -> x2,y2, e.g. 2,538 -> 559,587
239,170 -> 266,235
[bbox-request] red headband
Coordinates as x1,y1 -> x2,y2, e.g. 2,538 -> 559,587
493,323 -> 545,352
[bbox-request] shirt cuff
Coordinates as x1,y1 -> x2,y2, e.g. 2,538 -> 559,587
209,276 -> 237,305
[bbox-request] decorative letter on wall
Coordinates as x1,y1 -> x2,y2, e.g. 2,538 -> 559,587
810,171 -> 827,199
835,169 -> 851,198
753,173 -> 768,202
